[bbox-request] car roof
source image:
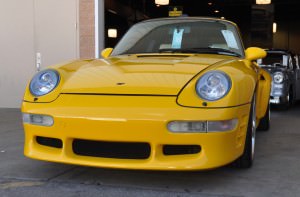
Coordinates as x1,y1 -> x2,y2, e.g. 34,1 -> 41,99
139,17 -> 237,27
266,49 -> 293,55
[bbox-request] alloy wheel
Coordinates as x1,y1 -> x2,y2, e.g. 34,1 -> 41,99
251,97 -> 256,160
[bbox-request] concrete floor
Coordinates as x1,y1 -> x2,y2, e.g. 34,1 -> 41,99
0,105 -> 300,197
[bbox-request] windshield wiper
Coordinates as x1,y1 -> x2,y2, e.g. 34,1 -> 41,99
159,47 -> 242,57
204,48 -> 242,57
158,48 -> 200,53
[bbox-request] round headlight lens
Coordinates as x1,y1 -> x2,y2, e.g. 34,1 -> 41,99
29,70 -> 60,96
196,71 -> 231,101
273,72 -> 284,83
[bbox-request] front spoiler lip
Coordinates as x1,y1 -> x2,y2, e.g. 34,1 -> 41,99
24,126 -> 244,171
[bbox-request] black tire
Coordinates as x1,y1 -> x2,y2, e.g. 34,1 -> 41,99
289,87 -> 295,106
233,95 -> 256,169
281,89 -> 292,110
257,102 -> 270,131
280,102 -> 289,110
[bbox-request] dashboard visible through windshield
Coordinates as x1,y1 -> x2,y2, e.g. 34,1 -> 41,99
111,18 -> 245,57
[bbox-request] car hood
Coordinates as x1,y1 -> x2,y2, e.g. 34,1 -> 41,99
60,54 -> 235,95
261,65 -> 287,75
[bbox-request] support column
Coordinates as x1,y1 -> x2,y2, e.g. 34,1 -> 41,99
96,0 -> 105,58
79,0 -> 96,58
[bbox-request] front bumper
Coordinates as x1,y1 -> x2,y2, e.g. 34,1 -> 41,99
270,96 -> 280,104
270,96 -> 288,104
22,94 -> 251,170
270,82 -> 288,104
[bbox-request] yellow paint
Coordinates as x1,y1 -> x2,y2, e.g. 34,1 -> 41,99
23,95 -> 250,170
245,47 -> 267,61
256,68 -> 272,120
177,58 -> 257,107
101,48 -> 113,58
22,51 -> 271,170
23,54 -> 233,102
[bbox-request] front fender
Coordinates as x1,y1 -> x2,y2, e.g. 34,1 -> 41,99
256,68 -> 271,119
23,59 -> 95,103
176,60 -> 257,108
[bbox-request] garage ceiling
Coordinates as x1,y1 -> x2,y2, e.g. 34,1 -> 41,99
113,0 -> 300,20
148,0 -> 300,18
108,0 -> 300,51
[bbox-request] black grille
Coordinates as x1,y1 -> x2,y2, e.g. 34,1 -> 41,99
36,136 -> 63,148
163,145 -> 201,155
72,139 -> 151,159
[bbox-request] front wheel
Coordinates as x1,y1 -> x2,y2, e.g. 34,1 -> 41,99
233,95 -> 256,168
281,89 -> 293,110
283,92 -> 290,109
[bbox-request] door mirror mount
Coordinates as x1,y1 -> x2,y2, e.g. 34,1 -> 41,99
101,48 -> 113,58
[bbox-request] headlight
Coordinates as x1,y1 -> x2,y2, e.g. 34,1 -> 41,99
196,71 -> 231,101
273,72 -> 284,84
29,69 -> 60,96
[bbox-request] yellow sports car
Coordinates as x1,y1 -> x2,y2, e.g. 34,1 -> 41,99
22,17 -> 271,170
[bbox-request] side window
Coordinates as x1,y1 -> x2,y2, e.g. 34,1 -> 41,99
295,55 -> 300,69
288,56 -> 294,70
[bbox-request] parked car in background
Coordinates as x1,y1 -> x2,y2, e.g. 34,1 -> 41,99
258,49 -> 300,108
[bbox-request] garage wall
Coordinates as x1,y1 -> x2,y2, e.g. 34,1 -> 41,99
273,20 -> 300,53
0,0 -> 81,108
34,0 -> 79,70
0,1 -> 36,108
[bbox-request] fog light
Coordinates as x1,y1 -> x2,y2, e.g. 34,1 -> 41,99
168,121 -> 207,133
207,119 -> 238,132
270,97 -> 280,104
23,113 -> 54,126
167,119 -> 238,133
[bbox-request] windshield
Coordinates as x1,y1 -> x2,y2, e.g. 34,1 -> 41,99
111,19 -> 245,57
258,52 -> 289,66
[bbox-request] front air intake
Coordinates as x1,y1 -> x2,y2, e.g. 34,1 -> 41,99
72,139 -> 151,159
163,145 -> 201,155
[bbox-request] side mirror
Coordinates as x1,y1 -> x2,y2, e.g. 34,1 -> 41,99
101,48 -> 113,58
245,47 -> 266,61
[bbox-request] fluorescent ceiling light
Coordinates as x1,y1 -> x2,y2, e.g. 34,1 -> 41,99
108,29 -> 117,38
273,22 -> 277,33
256,0 -> 271,4
155,0 -> 169,5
